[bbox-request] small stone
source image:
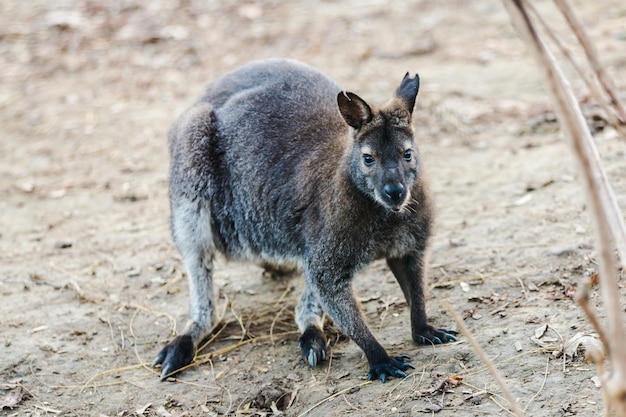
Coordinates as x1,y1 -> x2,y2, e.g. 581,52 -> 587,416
54,240 -> 72,249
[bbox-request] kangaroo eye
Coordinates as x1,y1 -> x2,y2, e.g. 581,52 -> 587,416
363,154 -> 375,166
403,149 -> 412,161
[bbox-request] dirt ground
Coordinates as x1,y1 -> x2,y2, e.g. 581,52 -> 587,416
2,0 -> 626,416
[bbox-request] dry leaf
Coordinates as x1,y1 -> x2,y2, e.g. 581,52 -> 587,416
270,401 -> 283,415
1,387 -> 27,409
447,375 -> 463,386
591,376 -> 602,388
155,406 -> 172,417
563,333 -> 604,361
534,324 -> 549,339
136,402 -> 152,415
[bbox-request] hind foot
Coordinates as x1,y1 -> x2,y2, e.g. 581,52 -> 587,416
298,326 -> 327,366
153,335 -> 195,380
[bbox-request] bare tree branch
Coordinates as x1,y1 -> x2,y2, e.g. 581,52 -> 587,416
553,0 -> 626,124
502,0 -> 626,414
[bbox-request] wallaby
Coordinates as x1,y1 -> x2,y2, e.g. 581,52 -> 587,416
154,58 -> 457,382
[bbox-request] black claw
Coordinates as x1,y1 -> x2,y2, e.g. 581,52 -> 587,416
414,326 -> 458,346
444,333 -> 458,342
368,354 -> 414,382
153,335 -> 194,381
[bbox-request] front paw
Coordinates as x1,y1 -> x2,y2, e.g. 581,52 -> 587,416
153,335 -> 195,380
298,326 -> 327,367
413,324 -> 458,345
368,354 -> 415,383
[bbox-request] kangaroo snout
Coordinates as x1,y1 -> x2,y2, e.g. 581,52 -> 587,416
383,182 -> 406,209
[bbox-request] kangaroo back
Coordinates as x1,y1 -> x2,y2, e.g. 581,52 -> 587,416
182,59 -> 350,262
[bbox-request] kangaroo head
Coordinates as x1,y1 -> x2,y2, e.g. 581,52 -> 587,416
337,73 -> 420,212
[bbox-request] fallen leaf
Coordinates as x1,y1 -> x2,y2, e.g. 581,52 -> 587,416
424,403 -> 443,412
564,333 -> 604,361
136,402 -> 152,415
155,405 -> 172,417
534,324 -> 549,339
447,375 -> 463,386
270,401 -> 283,415
591,376 -> 602,388
1,387 -> 27,409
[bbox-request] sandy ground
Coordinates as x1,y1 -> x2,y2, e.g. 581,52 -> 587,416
1,0 -> 626,416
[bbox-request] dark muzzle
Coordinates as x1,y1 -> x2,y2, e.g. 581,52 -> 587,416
383,183 -> 406,209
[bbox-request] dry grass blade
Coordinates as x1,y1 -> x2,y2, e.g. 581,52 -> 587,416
503,1 -> 626,414
442,300 -> 523,417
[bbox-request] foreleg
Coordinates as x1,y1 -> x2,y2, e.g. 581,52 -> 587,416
387,255 -> 457,345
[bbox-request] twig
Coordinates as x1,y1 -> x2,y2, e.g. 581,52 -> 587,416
323,347 -> 333,385
102,315 -> 119,353
230,302 -> 247,341
129,307 -> 160,376
553,0 -> 626,123
516,277 -> 528,300
194,331 -> 299,364
442,300 -> 523,417
270,306 -> 288,346
296,381 -> 372,417
490,395 -> 520,417
576,282 -> 611,356
524,356 -> 550,412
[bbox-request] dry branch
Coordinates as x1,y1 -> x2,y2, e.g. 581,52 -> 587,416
524,0 -> 625,135
553,0 -> 626,124
502,0 -> 626,415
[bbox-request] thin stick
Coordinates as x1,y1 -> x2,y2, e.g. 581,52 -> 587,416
524,356 -> 550,412
503,1 -> 626,414
553,0 -> 626,123
269,306 -> 288,346
576,282 -> 611,355
442,300 -> 523,417
490,395 -> 519,417
296,381 -> 372,417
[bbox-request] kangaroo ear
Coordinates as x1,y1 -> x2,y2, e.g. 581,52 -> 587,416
395,72 -> 420,115
337,91 -> 372,129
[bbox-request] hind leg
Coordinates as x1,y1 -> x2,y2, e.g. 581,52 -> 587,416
295,282 -> 327,366
153,198 -> 216,380
154,102 -> 219,379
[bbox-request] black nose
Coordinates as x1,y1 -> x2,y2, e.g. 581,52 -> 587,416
383,183 -> 405,204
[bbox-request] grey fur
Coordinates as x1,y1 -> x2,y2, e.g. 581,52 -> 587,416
154,58 -> 456,382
